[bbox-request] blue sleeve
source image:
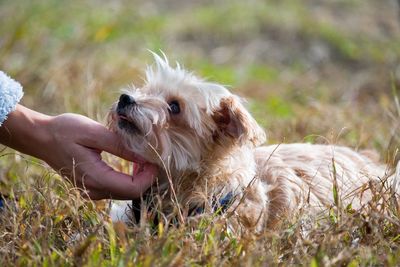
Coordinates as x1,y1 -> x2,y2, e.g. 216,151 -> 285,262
0,71 -> 24,126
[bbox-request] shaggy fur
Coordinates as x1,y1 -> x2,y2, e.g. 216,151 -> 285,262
108,54 -> 399,231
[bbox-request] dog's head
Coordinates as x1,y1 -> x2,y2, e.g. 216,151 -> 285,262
108,53 -> 266,175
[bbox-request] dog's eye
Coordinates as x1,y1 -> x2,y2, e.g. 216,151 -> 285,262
169,100 -> 180,114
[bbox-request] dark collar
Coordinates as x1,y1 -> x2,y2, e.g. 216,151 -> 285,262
0,194 -> 6,209
131,191 -> 235,223
190,191 -> 235,215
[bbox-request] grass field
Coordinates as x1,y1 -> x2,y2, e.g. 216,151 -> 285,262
1,0 -> 400,266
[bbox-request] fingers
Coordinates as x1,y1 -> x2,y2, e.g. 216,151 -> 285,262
70,165 -> 157,200
80,189 -> 107,200
75,152 -> 158,199
98,163 -> 157,199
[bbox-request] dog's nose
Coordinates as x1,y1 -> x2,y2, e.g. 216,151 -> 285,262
117,94 -> 136,110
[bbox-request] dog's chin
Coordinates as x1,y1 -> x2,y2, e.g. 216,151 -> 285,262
113,117 -> 159,166
117,117 -> 141,135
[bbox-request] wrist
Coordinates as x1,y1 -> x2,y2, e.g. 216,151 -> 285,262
0,104 -> 53,160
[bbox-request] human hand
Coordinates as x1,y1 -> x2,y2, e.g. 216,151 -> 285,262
0,105 -> 158,200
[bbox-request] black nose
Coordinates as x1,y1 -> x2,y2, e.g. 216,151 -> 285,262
117,94 -> 136,110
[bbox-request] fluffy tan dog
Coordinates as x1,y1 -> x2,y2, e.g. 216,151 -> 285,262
108,54 -> 399,230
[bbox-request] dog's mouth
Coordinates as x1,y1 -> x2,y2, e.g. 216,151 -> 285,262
117,114 -> 141,134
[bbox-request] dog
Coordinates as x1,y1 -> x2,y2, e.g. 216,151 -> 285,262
108,53 -> 399,231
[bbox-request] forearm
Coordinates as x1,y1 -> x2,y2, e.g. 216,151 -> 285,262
0,104 -> 52,160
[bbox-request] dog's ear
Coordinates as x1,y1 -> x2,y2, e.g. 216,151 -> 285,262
212,96 -> 266,146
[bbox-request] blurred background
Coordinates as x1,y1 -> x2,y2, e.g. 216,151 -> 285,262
1,0 -> 399,155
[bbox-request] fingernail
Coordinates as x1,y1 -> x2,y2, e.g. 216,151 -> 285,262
132,163 -> 142,175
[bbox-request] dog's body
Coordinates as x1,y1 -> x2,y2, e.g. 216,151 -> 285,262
108,54 -> 398,230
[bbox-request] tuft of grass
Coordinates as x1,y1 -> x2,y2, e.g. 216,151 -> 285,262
2,159 -> 398,266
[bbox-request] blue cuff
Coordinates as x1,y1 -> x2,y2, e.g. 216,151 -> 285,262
0,71 -> 24,126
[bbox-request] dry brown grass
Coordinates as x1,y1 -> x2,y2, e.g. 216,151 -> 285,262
1,0 -> 400,265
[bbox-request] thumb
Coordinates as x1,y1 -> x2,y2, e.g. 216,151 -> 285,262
89,161 -> 158,200
80,121 -> 148,163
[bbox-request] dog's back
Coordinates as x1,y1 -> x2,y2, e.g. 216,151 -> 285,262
254,143 -> 393,226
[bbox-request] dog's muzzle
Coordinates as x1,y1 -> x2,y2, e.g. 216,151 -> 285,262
116,94 -> 141,134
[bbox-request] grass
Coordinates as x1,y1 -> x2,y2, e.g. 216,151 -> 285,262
1,0 -> 400,266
